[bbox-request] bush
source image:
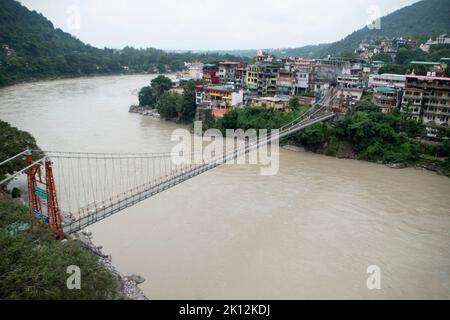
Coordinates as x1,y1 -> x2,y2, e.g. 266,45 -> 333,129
0,200 -> 121,300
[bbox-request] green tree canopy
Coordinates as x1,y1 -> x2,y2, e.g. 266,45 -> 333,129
156,92 -> 182,120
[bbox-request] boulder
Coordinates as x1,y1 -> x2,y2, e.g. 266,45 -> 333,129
124,273 -> 146,284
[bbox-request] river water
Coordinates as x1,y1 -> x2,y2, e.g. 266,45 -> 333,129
1,75 -> 449,300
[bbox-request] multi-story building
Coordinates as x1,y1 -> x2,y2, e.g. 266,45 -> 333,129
245,64 -> 259,89
276,70 -> 294,95
420,34 -> 450,53
218,62 -> 242,85
195,84 -> 244,118
373,87 -> 402,113
292,58 -> 315,94
202,64 -> 220,85
337,75 -> 360,88
256,63 -> 282,97
314,57 -> 351,92
184,61 -> 204,80
234,67 -> 247,87
248,96 -> 291,112
369,74 -> 406,89
401,74 -> 450,126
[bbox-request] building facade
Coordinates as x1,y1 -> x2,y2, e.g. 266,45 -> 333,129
401,74 -> 450,126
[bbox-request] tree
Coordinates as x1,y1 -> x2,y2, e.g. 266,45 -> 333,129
444,67 -> 450,77
289,97 -> 300,111
179,81 -> 198,122
151,75 -> 173,98
138,86 -> 156,108
372,53 -> 392,63
156,92 -> 182,120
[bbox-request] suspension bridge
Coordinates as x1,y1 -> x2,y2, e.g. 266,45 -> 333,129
0,88 -> 343,239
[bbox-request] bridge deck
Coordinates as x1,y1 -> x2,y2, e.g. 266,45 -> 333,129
64,112 -> 336,234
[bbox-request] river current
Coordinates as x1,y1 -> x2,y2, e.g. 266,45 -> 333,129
1,75 -> 449,299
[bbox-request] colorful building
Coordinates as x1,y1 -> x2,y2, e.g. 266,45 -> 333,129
202,64 -> 220,85
373,87 -> 402,113
401,74 -> 450,127
195,85 -> 244,118
218,62 -> 242,85
248,96 -> 291,112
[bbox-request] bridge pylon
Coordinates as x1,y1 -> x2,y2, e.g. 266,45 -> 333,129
25,152 -> 64,239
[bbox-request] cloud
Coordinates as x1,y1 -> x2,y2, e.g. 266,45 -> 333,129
19,0 -> 420,50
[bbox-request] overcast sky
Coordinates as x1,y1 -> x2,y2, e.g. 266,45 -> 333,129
19,0 -> 420,50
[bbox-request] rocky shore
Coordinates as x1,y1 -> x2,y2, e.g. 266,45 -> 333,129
129,105 -> 161,119
71,230 -> 148,300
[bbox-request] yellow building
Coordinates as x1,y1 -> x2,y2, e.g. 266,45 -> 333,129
249,96 -> 291,112
245,64 -> 259,89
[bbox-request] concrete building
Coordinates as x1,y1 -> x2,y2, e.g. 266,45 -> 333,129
314,57 -> 351,92
373,87 -> 402,113
248,96 -> 291,112
337,75 -> 360,88
256,63 -> 282,97
202,64 -> 220,85
218,62 -> 242,85
184,61 -> 204,80
276,70 -> 294,95
369,74 -> 406,89
292,58 -> 315,94
420,34 -> 450,53
401,74 -> 450,127
245,64 -> 259,89
195,84 -> 244,118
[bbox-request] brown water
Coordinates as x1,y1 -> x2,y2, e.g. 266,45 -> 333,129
1,75 -> 449,299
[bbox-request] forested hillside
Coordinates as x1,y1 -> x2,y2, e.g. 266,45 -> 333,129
0,0 -> 246,87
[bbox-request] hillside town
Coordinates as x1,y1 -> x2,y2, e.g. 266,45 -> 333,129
174,35 -> 450,139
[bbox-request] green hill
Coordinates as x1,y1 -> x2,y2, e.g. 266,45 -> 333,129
0,0 -> 247,87
316,0 -> 450,57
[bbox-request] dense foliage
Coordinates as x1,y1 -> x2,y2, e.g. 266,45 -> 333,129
0,0 -> 247,87
203,99 -> 450,175
0,120 -> 40,182
139,76 -> 199,122
0,120 -> 123,299
378,44 -> 450,75
293,100 -> 450,172
204,108 -> 302,133
0,199 -> 121,299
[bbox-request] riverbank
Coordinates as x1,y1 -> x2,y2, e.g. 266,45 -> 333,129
0,119 -> 148,300
0,192 -> 148,300
129,105 -> 161,119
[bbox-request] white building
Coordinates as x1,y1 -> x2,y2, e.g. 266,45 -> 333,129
368,74 -> 406,89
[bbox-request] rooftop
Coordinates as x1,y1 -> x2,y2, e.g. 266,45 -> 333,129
406,74 -> 450,81
375,87 -> 400,93
220,61 -> 241,65
410,61 -> 441,66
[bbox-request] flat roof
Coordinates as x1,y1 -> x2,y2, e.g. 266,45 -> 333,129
371,73 -> 406,77
406,74 -> 450,81
410,61 -> 440,65
375,87 -> 400,93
